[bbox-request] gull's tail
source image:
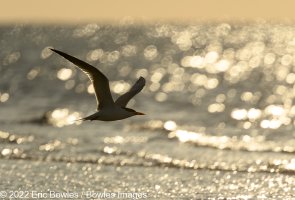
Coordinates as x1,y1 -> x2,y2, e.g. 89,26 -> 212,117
73,118 -> 86,122
67,118 -> 85,125
75,114 -> 97,121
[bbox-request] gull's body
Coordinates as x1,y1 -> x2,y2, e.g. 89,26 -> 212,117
50,49 -> 145,121
82,106 -> 140,121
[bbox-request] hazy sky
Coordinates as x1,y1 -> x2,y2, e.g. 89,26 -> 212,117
1,0 -> 295,23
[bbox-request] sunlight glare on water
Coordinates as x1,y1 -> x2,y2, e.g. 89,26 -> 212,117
5,23 -> 295,134
172,31 -> 193,51
3,51 -> 21,65
121,45 -> 137,57
110,81 -> 131,94
57,68 -> 73,81
87,84 -> 95,94
144,45 -> 158,60
87,49 -> 104,61
73,24 -> 100,38
27,68 -> 40,80
46,108 -> 82,127
163,121 -> 177,131
0,93 -> 9,103
40,47 -> 53,59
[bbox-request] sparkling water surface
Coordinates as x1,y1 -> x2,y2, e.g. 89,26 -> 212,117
1,22 -> 295,199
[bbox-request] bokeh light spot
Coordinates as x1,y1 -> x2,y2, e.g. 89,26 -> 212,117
144,45 -> 158,60
57,68 -> 73,81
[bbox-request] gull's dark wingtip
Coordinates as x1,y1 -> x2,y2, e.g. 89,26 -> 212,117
49,48 -> 68,58
139,76 -> 145,81
49,48 -> 58,53
139,76 -> 146,84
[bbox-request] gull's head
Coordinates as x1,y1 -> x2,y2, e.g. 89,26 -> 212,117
123,108 -> 145,116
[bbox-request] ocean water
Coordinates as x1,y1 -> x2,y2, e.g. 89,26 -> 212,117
1,22 -> 295,199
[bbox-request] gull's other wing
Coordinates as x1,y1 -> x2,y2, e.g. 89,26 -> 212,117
50,49 -> 114,110
115,76 -> 145,107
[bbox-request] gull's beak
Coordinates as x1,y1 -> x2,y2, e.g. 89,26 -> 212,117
135,111 -> 145,115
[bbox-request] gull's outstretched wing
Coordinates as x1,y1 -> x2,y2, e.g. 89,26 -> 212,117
115,77 -> 145,107
50,49 -> 114,110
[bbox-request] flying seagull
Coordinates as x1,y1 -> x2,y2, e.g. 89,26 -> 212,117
50,48 -> 145,121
